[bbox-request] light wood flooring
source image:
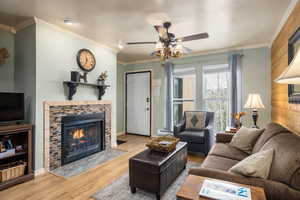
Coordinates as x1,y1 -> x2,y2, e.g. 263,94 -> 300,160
0,134 -> 204,200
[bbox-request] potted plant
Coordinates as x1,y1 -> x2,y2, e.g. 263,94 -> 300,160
98,71 -> 108,85
231,112 -> 246,129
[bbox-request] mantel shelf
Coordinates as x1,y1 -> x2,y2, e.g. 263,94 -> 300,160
63,81 -> 110,87
63,81 -> 110,100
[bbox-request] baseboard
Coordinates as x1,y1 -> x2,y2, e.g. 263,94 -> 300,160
117,131 -> 125,136
34,168 -> 46,176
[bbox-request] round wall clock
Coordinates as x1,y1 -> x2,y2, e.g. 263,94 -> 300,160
76,49 -> 96,72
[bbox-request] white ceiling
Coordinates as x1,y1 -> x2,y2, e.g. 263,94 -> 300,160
0,0 -> 292,63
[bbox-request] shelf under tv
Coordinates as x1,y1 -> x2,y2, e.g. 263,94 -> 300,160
0,151 -> 27,161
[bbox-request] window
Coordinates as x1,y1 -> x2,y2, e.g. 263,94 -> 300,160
203,64 -> 230,131
173,68 -> 196,125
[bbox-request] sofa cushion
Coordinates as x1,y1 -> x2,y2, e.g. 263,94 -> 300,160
209,143 -> 249,161
252,122 -> 289,153
176,131 -> 204,144
201,155 -> 239,171
185,111 -> 206,130
229,149 -> 274,179
229,126 -> 265,153
260,133 -> 300,190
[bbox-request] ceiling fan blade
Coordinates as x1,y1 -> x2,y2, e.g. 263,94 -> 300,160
176,33 -> 209,42
154,25 -> 168,40
126,42 -> 156,45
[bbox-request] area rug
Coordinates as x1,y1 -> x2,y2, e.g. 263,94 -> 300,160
51,149 -> 126,178
91,161 -> 199,200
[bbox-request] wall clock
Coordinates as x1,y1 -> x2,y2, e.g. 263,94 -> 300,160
77,49 -> 96,72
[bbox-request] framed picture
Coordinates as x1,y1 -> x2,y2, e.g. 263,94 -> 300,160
288,26 -> 300,103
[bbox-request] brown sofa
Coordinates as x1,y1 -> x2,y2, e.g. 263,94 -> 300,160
189,122 -> 300,200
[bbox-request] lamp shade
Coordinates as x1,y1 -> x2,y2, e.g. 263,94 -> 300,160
275,49 -> 300,84
244,93 -> 265,109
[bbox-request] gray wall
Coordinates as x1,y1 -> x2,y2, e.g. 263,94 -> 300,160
117,47 -> 271,134
14,25 -> 37,124
34,21 -> 117,170
0,30 -> 15,91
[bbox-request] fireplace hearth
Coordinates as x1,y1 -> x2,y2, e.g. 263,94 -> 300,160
61,112 -> 105,165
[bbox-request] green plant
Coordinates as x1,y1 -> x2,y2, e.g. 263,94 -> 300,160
98,71 -> 108,81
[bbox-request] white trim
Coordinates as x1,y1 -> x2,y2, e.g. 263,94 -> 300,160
0,24 -> 16,34
270,0 -> 298,46
117,131 -> 125,136
14,18 -> 36,32
34,168 -> 46,176
124,69 -> 153,136
118,43 -> 269,65
35,17 -> 119,53
13,17 -> 119,54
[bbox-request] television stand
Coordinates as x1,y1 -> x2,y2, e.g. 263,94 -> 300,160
0,124 -> 34,190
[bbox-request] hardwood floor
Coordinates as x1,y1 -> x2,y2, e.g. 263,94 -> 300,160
0,134 -> 204,200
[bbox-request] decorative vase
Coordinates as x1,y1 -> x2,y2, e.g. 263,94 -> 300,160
98,79 -> 105,85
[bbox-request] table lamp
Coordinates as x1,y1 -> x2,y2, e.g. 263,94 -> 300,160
244,93 -> 265,128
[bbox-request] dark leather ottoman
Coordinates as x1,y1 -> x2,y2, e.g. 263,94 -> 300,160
129,141 -> 187,200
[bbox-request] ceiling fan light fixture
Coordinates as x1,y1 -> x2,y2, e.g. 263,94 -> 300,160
155,42 -> 163,50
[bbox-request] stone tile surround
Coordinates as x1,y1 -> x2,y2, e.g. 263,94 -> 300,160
44,100 -> 112,171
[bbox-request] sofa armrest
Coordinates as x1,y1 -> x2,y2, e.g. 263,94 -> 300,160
174,122 -> 185,137
189,167 -> 265,187
216,133 -> 234,143
189,167 -> 300,200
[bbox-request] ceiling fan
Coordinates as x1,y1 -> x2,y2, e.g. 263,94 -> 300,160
126,21 -> 209,60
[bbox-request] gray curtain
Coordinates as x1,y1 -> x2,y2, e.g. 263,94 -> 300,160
163,62 -> 174,131
229,53 -> 242,126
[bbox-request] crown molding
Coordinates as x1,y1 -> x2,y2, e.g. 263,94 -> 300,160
14,18 -> 36,32
13,17 -> 119,54
118,43 -> 269,65
34,17 -> 119,53
270,0 -> 298,46
0,24 -> 16,34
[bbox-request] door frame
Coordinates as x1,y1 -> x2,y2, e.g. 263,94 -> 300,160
125,70 -> 152,137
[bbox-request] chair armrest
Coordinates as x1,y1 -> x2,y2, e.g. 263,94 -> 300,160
216,133 -> 234,143
174,122 -> 185,137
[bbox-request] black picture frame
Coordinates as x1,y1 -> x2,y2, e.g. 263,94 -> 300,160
288,26 -> 300,103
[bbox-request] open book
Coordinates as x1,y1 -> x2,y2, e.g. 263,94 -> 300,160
199,179 -> 251,200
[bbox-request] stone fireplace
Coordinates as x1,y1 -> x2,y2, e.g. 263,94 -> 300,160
44,101 -> 111,171
61,113 -> 105,165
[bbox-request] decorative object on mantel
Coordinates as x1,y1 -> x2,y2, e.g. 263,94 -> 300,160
0,48 -> 10,65
98,71 -> 108,85
244,93 -> 265,128
76,49 -> 96,72
231,112 -> 246,129
71,71 -> 88,83
146,135 -> 179,153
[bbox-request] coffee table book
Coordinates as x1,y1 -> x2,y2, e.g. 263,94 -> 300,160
176,175 -> 266,200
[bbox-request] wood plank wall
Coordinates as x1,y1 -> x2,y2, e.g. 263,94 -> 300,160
271,1 -> 300,134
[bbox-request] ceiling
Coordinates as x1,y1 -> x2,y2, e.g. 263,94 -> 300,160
0,0 -> 292,63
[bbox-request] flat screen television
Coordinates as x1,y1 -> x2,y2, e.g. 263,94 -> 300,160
0,92 -> 25,124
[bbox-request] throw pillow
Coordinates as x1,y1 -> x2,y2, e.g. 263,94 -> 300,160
230,126 -> 265,153
185,111 -> 206,130
229,148 -> 274,179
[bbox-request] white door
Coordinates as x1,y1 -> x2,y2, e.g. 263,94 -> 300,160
126,72 -> 151,136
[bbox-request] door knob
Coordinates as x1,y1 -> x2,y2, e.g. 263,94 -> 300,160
146,108 -> 150,111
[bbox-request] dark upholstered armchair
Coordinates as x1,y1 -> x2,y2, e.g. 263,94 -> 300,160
174,111 -> 214,155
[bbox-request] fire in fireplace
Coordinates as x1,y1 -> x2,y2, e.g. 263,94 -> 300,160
61,113 -> 105,165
